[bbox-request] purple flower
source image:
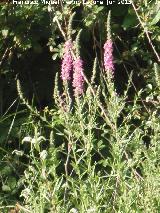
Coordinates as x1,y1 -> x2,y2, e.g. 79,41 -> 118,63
103,39 -> 114,72
73,57 -> 84,95
61,40 -> 73,81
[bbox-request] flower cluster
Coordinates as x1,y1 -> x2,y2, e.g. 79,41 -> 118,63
61,40 -> 73,81
59,11 -> 115,97
61,40 -> 84,96
73,57 -> 84,95
103,39 -> 114,72
61,37 -> 114,95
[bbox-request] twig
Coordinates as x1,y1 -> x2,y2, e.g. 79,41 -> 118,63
54,16 -> 67,40
0,47 -> 9,67
16,203 -> 32,213
0,203 -> 31,213
64,142 -> 71,203
131,1 -> 160,63
0,47 -> 13,70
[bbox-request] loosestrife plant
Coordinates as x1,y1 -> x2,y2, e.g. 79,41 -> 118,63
15,10 -> 160,213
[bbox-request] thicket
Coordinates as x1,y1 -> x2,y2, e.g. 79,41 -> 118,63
0,1 -> 160,212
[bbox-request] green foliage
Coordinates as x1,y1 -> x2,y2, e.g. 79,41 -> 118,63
0,4 -> 50,52
16,64 -> 160,212
0,1 -> 160,212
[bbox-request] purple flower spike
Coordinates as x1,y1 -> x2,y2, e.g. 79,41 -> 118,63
73,57 -> 84,95
61,40 -> 73,81
103,39 -> 114,72
64,40 -> 73,50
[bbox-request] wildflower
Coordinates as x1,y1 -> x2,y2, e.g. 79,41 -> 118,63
61,39 -> 73,81
73,57 -> 84,95
103,39 -> 114,72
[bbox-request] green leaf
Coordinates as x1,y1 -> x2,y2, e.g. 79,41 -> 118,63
2,29 -> 9,38
122,13 -> 138,29
0,166 -> 12,176
7,177 -> 17,190
2,185 -> 11,192
52,53 -> 58,61
95,6 -> 104,13
151,11 -> 160,25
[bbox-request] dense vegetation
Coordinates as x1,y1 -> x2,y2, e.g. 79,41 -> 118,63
0,0 -> 160,212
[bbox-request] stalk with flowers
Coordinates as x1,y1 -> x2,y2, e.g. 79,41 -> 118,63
103,11 -> 114,74
61,39 -> 73,82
